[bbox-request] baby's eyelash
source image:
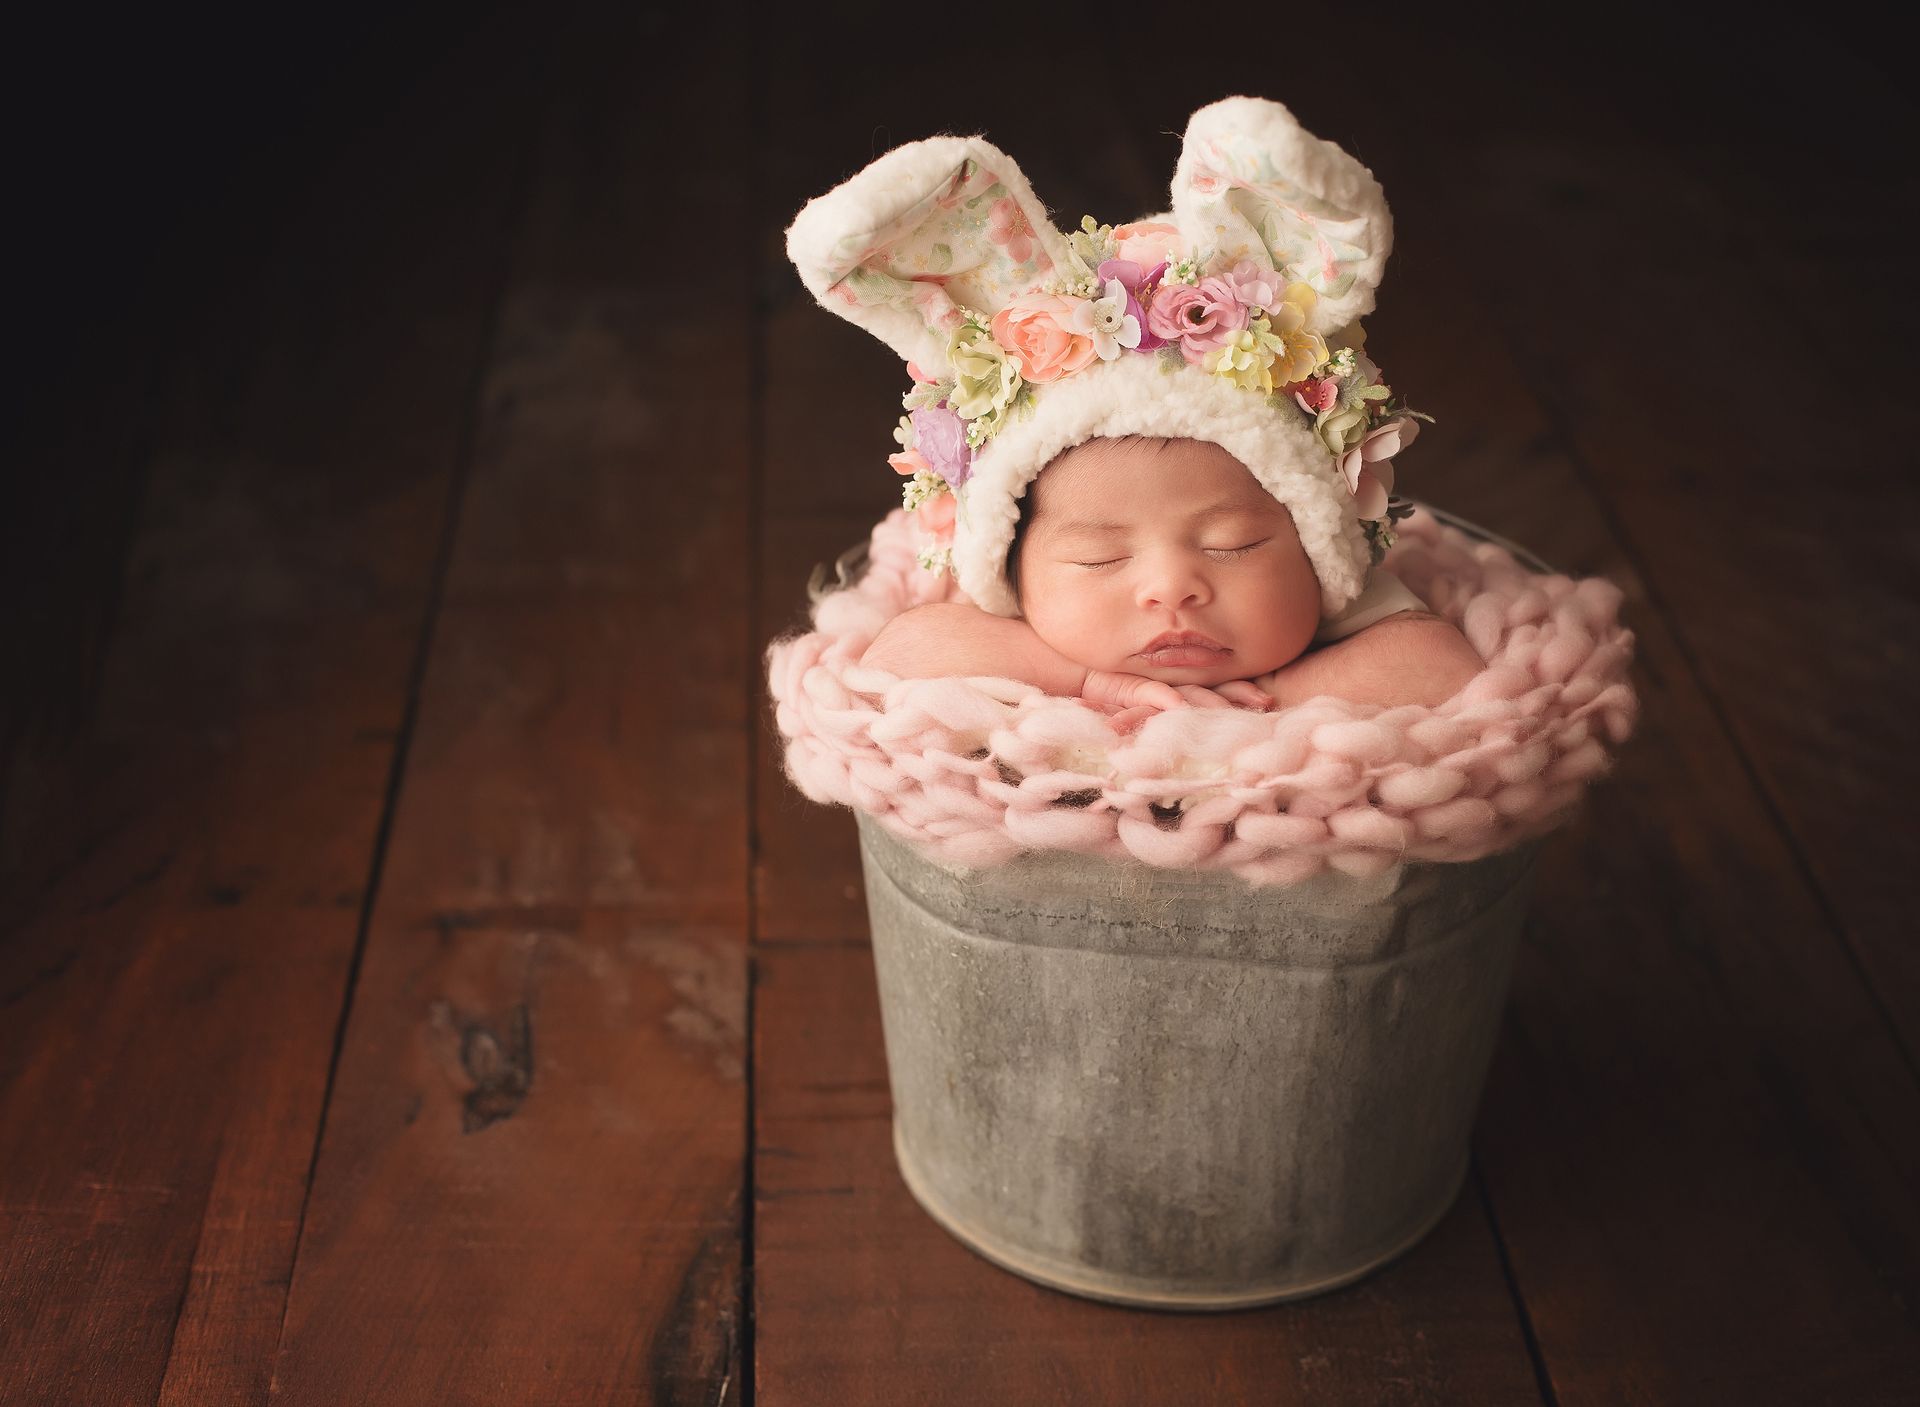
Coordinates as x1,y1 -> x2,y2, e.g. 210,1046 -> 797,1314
1206,539 -> 1271,560
1068,539 -> 1269,570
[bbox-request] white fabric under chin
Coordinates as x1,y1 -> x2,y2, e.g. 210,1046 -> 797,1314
1312,569 -> 1429,645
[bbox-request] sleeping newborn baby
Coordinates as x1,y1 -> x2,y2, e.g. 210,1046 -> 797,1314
863,434 -> 1485,724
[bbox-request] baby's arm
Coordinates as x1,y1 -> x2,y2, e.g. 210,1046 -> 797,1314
1255,611 -> 1484,710
862,602 -> 1085,693
861,602 -> 1202,711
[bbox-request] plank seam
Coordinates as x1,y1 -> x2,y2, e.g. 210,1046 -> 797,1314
1472,1150 -> 1560,1407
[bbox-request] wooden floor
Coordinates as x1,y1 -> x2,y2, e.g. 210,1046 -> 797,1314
4,7 -> 1917,1403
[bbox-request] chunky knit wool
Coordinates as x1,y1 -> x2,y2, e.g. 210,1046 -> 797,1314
767,508 -> 1638,887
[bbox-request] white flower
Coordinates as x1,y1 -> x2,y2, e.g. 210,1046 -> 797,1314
1066,278 -> 1142,361
1162,253 -> 1201,286
901,468 -> 945,511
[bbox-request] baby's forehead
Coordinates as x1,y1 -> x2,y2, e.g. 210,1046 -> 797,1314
1030,437 -> 1281,525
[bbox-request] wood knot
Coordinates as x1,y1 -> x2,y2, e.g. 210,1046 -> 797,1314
451,1004 -> 533,1133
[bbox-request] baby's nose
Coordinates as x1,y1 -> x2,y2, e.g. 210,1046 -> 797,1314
1135,557 -> 1211,610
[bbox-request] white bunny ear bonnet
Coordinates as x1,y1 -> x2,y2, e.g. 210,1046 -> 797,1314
784,97 -> 1424,619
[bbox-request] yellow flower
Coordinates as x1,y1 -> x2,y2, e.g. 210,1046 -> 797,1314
1266,282 -> 1330,384
1211,315 -> 1288,393
946,320 -> 1022,433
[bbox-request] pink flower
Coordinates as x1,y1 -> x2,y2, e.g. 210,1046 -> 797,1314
1112,220 -> 1183,267
915,490 -> 957,537
1223,258 -> 1288,313
987,197 -> 1035,264
991,293 -> 1099,383
1292,377 -> 1340,414
888,448 -> 931,477
1342,418 -> 1421,520
905,360 -> 938,385
1145,276 -> 1248,366
1097,258 -> 1168,350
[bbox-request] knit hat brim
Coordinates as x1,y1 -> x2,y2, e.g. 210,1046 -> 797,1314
952,353 -> 1373,618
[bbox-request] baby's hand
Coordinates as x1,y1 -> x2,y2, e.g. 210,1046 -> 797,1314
1094,675 -> 1275,734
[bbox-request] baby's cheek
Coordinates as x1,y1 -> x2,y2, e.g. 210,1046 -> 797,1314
1025,609 -> 1104,670
1024,582 -> 1127,671
1245,574 -> 1320,670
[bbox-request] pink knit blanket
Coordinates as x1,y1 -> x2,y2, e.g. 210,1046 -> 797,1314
767,508 -> 1638,886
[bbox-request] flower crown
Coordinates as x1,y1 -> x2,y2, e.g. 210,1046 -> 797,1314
886,213 -> 1428,575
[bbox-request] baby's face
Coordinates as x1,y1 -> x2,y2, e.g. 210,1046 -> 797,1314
1015,438 -> 1321,687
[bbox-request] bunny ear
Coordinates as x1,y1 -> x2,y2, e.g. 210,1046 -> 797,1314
1171,97 -> 1393,335
786,136 -> 1075,374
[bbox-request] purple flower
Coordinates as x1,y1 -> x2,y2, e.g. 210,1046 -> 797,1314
1098,258 -> 1169,350
910,404 -> 971,488
1222,258 -> 1288,313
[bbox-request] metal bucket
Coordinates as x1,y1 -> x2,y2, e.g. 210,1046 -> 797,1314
844,510 -> 1558,1310
859,816 -> 1542,1309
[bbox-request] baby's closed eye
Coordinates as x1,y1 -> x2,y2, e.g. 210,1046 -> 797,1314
1069,538 -> 1272,569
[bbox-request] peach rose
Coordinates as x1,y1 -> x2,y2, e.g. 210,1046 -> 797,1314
1113,220 -> 1183,266
990,294 -> 1098,383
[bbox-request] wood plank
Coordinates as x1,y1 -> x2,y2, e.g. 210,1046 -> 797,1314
1376,30 -> 1920,1059
0,16 -> 547,1405
264,8 -> 753,1401
750,29 -> 1546,1403
754,944 -> 1545,1406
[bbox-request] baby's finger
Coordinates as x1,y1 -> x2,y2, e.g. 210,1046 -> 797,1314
1109,705 -> 1158,735
1083,669 -> 1183,711
1178,685 -> 1237,709
1214,680 -> 1275,711
1136,679 -> 1189,711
